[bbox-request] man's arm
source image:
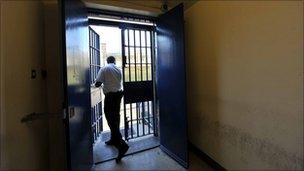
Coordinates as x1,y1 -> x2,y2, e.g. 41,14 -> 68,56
95,68 -> 104,87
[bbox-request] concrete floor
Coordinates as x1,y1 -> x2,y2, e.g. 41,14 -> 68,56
94,147 -> 214,171
94,134 -> 159,163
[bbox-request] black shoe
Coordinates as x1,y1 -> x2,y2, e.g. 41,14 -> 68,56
105,140 -> 115,146
115,144 -> 129,163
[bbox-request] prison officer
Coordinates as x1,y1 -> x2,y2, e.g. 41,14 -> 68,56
95,56 -> 129,162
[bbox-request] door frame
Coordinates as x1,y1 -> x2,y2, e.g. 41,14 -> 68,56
85,5 -> 188,168
88,18 -> 158,140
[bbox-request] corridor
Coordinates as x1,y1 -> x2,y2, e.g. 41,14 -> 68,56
94,147 -> 214,171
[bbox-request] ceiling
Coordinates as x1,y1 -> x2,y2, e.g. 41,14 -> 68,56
85,0 -> 197,17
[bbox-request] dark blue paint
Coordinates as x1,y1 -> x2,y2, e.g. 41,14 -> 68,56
123,81 -> 153,104
62,0 -> 93,170
157,4 -> 188,168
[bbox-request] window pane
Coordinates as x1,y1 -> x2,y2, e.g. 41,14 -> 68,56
147,48 -> 151,63
136,48 -> 141,81
124,29 -> 128,45
147,64 -> 152,80
141,48 -> 146,64
141,31 -> 146,46
135,30 -> 140,46
146,31 -> 151,47
129,30 -> 134,46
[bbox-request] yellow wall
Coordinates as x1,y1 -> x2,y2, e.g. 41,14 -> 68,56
185,1 -> 303,170
0,1 -> 3,167
0,1 -> 49,170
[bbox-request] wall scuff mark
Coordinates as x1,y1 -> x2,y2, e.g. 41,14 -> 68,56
196,114 -> 303,170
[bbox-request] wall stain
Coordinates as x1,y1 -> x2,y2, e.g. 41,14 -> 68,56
197,115 -> 303,170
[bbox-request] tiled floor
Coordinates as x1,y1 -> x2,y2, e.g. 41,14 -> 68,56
94,147 -> 214,171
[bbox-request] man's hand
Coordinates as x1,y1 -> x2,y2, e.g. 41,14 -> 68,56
95,82 -> 102,87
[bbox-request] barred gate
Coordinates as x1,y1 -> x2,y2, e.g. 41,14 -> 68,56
89,27 -> 103,143
121,28 -> 157,140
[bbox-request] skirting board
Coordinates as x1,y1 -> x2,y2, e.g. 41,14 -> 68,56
189,142 -> 227,171
159,145 -> 189,169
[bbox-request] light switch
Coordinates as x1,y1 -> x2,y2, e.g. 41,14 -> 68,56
31,69 -> 37,79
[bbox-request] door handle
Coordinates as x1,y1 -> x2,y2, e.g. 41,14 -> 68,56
21,112 -> 62,123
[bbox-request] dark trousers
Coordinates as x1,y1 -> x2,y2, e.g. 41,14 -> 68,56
104,91 -> 126,148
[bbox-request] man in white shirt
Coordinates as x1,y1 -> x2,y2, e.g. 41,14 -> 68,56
95,56 -> 129,162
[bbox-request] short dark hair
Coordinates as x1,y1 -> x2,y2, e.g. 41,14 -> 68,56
107,56 -> 115,64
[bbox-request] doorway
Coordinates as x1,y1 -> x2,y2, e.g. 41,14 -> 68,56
88,17 -> 160,164
62,1 -> 188,169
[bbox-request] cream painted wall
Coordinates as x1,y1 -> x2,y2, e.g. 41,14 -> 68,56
185,1 -> 303,170
85,0 -> 197,16
1,1 -> 49,170
0,1 -> 3,168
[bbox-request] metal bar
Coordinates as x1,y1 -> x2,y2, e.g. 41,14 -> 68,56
130,103 -> 133,138
120,62 -> 152,65
90,26 -> 99,35
151,31 -> 157,136
128,116 -> 153,122
145,31 -> 148,81
90,64 -> 101,67
124,45 -> 151,48
88,8 -> 157,21
89,19 -> 155,31
139,31 -> 143,81
128,30 -> 131,82
150,31 -> 153,80
143,118 -> 153,129
142,102 -> 145,135
147,101 -> 150,134
133,29 -> 137,81
147,100 -> 151,132
136,103 -> 139,137
121,29 -> 128,140
89,46 -> 100,52
100,103 -> 103,133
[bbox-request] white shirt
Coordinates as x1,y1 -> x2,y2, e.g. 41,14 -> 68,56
95,63 -> 123,94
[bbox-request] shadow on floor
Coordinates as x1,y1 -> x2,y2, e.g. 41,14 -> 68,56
93,133 -> 159,164
94,147 -> 215,171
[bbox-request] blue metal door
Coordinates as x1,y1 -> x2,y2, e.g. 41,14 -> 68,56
157,4 -> 188,168
61,0 -> 93,170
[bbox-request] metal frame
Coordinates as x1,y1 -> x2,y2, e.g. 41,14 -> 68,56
88,8 -> 157,21
89,19 -> 155,31
89,27 -> 103,143
89,27 -> 101,85
121,27 -> 156,141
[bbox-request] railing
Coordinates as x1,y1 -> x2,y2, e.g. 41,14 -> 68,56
91,102 -> 103,143
124,101 -> 155,140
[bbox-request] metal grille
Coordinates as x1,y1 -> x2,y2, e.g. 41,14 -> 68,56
91,102 -> 103,141
89,27 -> 101,85
122,28 -> 156,140
89,27 -> 103,143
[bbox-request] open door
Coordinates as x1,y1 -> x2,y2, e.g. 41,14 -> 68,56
121,28 -> 157,140
157,4 -> 188,168
61,0 -> 93,170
